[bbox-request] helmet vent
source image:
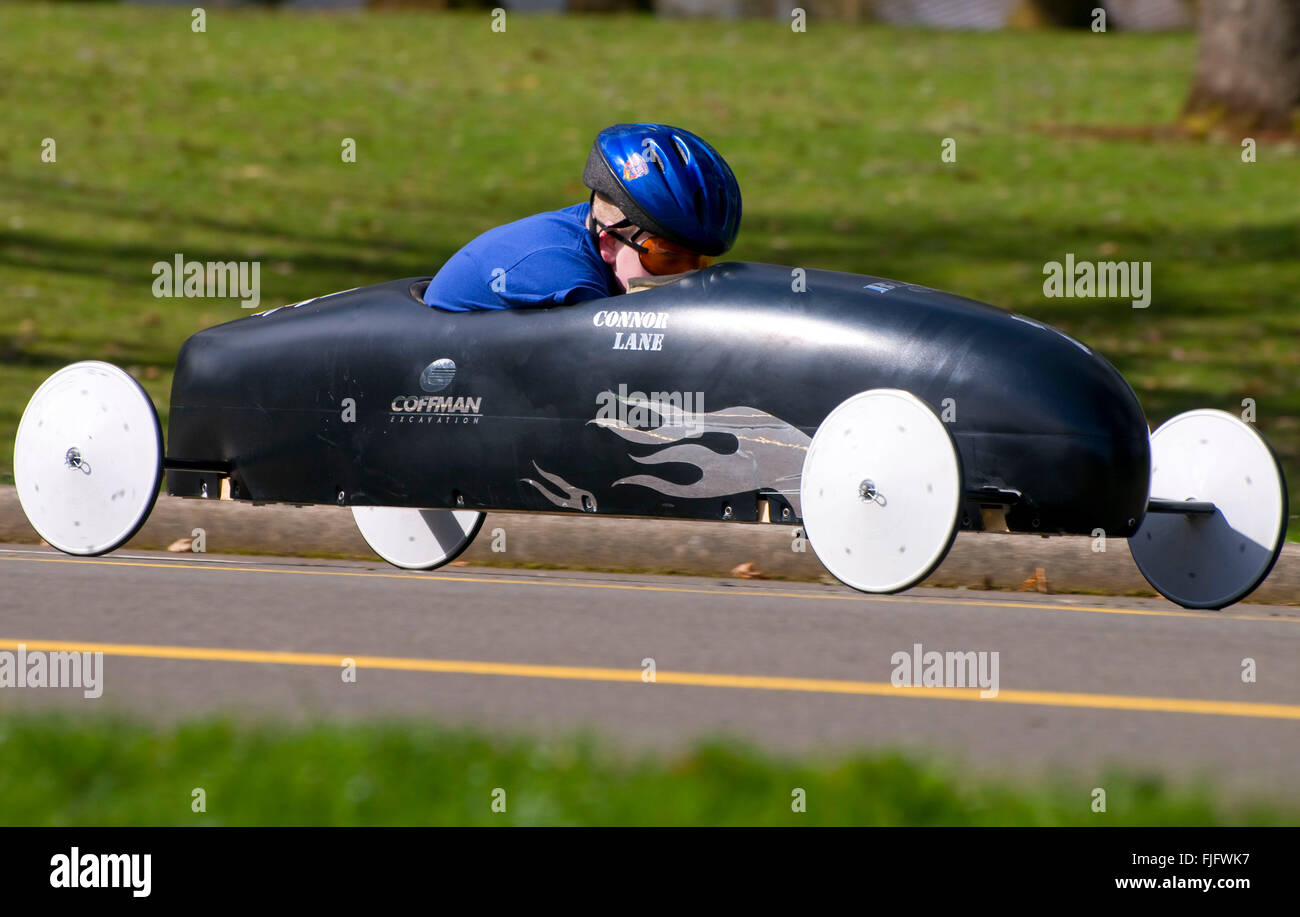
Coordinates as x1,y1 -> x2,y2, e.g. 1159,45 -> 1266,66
671,136 -> 691,166
644,141 -> 666,173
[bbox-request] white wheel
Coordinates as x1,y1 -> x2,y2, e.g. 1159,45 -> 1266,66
1130,409 -> 1288,610
800,389 -> 962,594
14,361 -> 162,556
352,506 -> 484,571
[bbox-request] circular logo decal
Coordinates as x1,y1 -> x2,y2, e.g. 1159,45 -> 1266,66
420,358 -> 456,393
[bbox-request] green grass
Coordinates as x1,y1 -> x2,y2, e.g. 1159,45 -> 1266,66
0,714 -> 1291,825
1,8 -> 1297,541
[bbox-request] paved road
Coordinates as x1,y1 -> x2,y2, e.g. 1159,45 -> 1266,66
2,544 -> 1298,798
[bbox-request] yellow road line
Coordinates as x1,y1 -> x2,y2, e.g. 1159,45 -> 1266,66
2,553 -> 1295,624
3,637 -> 1298,721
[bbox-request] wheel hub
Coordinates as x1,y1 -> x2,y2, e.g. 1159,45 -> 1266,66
64,446 -> 90,474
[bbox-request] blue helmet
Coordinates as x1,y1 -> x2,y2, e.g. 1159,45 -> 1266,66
583,123 -> 742,257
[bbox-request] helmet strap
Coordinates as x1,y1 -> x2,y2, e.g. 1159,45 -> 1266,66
586,191 -> 644,250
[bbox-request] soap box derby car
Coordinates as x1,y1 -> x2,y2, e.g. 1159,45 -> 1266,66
14,262 -> 1289,609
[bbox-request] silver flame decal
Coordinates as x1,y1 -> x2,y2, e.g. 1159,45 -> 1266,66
523,398 -> 811,514
592,403 -> 810,513
520,462 -> 598,513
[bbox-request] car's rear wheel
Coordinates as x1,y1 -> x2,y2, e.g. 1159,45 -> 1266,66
799,389 -> 962,594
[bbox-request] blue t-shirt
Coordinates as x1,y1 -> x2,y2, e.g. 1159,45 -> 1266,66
424,202 -> 616,311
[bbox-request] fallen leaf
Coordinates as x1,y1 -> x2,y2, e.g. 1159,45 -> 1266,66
1018,567 -> 1049,593
731,561 -> 766,580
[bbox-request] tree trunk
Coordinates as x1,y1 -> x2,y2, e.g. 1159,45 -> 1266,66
1183,0 -> 1300,133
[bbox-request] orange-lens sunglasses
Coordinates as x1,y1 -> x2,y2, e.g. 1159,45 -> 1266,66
590,209 -> 711,276
632,235 -> 712,276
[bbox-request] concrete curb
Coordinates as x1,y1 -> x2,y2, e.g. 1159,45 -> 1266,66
2,486 -> 1296,604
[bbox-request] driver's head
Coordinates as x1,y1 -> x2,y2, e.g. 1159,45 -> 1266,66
583,123 -> 742,291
